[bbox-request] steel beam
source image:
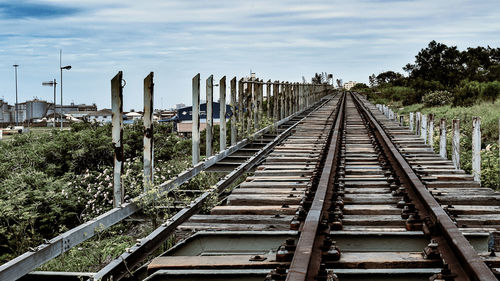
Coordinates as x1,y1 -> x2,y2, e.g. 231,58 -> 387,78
143,72 -> 154,188
219,76 -> 226,151
192,74 -> 201,165
111,71 -> 124,207
206,75 -> 214,157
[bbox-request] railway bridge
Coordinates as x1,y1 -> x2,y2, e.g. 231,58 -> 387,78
1,73 -> 500,281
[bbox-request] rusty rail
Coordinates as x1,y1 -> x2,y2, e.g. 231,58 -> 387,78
351,92 -> 496,281
286,92 -> 345,281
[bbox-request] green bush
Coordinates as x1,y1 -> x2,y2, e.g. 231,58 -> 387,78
480,81 -> 500,103
379,86 -> 418,105
422,90 -> 453,106
453,81 -> 482,106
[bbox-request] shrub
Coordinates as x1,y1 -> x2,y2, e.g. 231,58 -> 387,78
379,86 -> 418,105
453,80 -> 482,106
422,90 -> 453,106
480,81 -> 500,103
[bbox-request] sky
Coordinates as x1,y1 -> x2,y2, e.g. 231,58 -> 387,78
0,0 -> 499,110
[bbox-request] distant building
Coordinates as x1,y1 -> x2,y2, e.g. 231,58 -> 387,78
86,109 -> 113,123
175,103 -> 186,109
0,98 -> 97,125
175,102 -> 232,136
343,81 -> 358,90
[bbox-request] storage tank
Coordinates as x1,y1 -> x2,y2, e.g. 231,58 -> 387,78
26,99 -> 48,120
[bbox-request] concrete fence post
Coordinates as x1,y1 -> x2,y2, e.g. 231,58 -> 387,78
280,82 -> 285,120
428,114 -> 434,150
256,79 -> 262,128
143,72 -> 154,190
472,117 -> 481,183
273,81 -> 279,122
192,74 -> 201,166
238,78 -> 244,139
400,115 -> 404,126
410,112 -> 414,132
206,75 -> 214,157
266,80 -> 271,119
111,71 -> 124,208
246,81 -> 252,135
452,119 -> 460,169
230,77 -> 237,146
416,112 -> 421,136
219,76 -> 226,151
439,118 -> 447,159
421,114 -> 427,144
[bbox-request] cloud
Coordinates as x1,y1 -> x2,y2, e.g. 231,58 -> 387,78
0,0 -> 498,109
0,1 -> 81,19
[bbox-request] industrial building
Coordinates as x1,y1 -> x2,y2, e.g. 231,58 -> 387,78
0,98 -> 97,125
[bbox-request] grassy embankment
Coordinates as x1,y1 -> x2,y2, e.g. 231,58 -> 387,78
388,98 -> 500,189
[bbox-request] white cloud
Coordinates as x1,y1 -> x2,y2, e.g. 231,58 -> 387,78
0,0 -> 499,109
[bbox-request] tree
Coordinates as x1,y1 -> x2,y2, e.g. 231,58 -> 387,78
403,40 -> 462,87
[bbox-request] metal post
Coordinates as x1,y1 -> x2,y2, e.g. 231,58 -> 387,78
421,114 -> 427,144
53,79 -> 57,127
230,77 -> 237,146
258,79 -> 263,126
111,71 -> 124,208
428,114 -> 434,149
280,83 -> 285,120
238,78 -> 244,139
440,118 -> 447,159
192,74 -> 200,165
273,82 -> 279,122
219,76 -> 226,151
266,80 -> 271,119
143,72 -> 154,189
416,112 -> 421,136
472,117 -> 481,183
13,64 -> 19,126
206,75 -> 213,157
452,119 -> 460,169
253,80 -> 259,129
410,112 -> 414,132
247,81 -> 252,135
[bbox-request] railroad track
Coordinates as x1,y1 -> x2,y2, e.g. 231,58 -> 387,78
104,92 -> 500,280
135,92 -> 500,281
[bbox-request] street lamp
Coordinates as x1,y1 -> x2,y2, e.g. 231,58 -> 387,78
42,79 -> 57,127
13,64 -> 19,126
60,65 -> 71,129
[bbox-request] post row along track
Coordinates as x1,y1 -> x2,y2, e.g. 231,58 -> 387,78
15,92 -> 500,281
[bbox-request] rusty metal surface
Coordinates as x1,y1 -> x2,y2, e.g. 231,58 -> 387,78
192,74 -> 200,165
206,75 -> 214,157
111,71 -> 124,207
351,92 -> 497,281
143,72 -> 154,188
92,96 -> 334,281
286,93 -> 345,281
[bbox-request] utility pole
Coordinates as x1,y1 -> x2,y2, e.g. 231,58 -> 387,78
13,64 -> 19,126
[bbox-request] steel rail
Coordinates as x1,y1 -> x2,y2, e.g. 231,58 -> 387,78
91,95 -> 337,281
286,92 -> 345,281
351,92 -> 496,281
0,97 -> 330,281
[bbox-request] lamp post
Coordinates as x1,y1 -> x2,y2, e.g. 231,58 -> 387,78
60,64 -> 71,129
13,64 -> 19,126
59,49 -> 72,129
42,79 -> 57,127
